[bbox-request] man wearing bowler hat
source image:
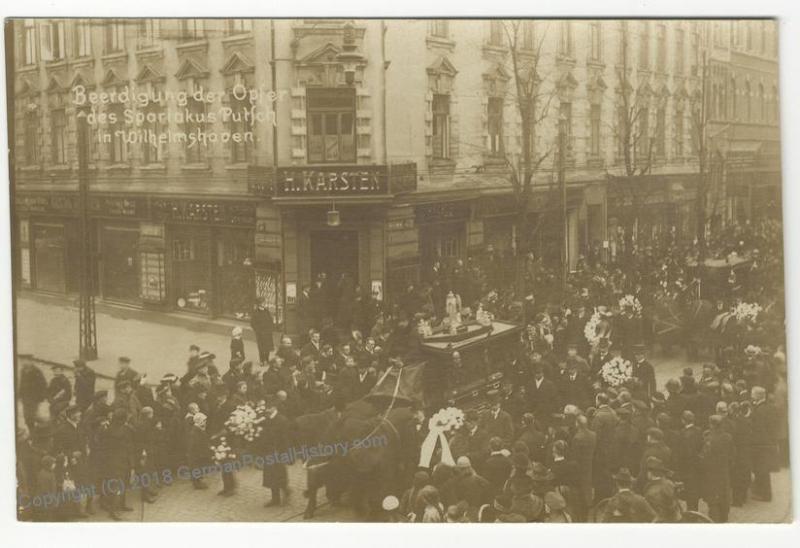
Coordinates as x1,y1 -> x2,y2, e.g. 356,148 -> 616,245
632,344 -> 656,400
598,468 -> 657,523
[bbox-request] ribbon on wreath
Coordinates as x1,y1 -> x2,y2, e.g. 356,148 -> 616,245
418,427 -> 455,468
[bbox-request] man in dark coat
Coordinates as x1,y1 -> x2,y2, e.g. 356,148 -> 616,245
482,394 -> 514,447
72,359 -> 96,411
558,358 -> 593,410
515,413 -> 548,464
186,412 -> 211,490
570,415 -> 596,517
749,386 -> 778,502
597,468 -> 657,523
259,397 -> 292,506
731,401 -> 753,506
674,410 -> 703,511
482,437 -> 513,495
591,393 -> 619,500
300,329 -> 323,362
46,365 -> 72,416
527,365 -> 560,426
18,356 -> 47,431
701,415 -> 736,522
631,345 -> 656,400
250,298 -> 275,364
52,405 -> 86,457
114,357 -> 139,390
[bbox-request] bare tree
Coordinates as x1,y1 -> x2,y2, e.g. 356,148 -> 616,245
606,21 -> 662,265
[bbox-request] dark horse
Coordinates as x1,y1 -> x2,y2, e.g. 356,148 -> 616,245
293,397 -> 419,520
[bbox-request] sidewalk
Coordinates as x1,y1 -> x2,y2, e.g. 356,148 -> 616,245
15,294 -> 267,384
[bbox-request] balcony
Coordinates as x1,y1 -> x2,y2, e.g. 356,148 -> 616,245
248,162 -> 417,204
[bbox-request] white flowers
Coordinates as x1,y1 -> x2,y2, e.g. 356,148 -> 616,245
225,404 -> 265,443
211,437 -> 236,463
428,407 -> 465,433
584,312 -> 602,347
733,302 -> 762,323
600,356 -> 633,387
619,294 -> 643,317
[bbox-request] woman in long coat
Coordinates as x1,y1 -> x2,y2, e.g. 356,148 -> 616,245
250,298 -> 275,365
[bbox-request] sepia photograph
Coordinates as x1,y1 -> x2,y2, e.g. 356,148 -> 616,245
3,15 -> 792,526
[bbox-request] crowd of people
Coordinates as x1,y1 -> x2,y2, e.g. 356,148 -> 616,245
15,218 -> 788,523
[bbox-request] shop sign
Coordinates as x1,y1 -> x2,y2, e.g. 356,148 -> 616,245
16,193 -> 78,215
151,199 -> 256,226
415,202 -> 471,224
276,165 -> 388,197
89,196 -> 146,218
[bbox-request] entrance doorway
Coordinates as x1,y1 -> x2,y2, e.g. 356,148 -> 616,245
101,225 -> 140,303
310,230 -> 359,330
310,230 -> 359,285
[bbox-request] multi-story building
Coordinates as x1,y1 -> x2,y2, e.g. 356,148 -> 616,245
8,18 -> 781,335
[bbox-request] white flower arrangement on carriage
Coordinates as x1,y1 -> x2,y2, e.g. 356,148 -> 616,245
733,302 -> 763,323
427,406 -> 466,434
619,294 -> 644,317
600,356 -> 633,387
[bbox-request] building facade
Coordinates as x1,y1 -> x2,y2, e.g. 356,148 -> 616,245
9,18 -> 781,335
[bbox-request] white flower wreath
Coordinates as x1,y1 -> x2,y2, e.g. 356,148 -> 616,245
600,356 -> 633,387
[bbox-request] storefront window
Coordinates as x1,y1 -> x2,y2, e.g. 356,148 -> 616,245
101,225 -> 140,303
171,230 -> 211,312
217,229 -> 254,318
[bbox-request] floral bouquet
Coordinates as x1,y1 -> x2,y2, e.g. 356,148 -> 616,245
584,312 -> 602,347
428,407 -> 465,433
619,294 -> 643,317
733,302 -> 762,323
211,437 -> 237,464
225,404 -> 264,443
600,356 -> 633,387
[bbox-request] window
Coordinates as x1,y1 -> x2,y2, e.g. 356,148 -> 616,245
74,20 -> 91,57
431,20 -> 449,39
558,21 -> 573,57
50,109 -> 67,164
638,21 -> 649,69
558,101 -> 573,158
759,83 -> 766,121
772,85 -> 779,122
761,21 -> 767,54
228,95 -> 253,163
522,21 -> 535,50
747,25 -> 753,50
432,94 -> 450,160
616,105 -> 627,160
307,87 -> 356,164
618,22 -> 628,65
180,19 -> 204,41
22,19 -> 36,65
172,240 -> 195,261
227,19 -> 252,35
489,21 -> 504,46
691,29 -> 700,76
141,88 -> 164,164
590,103 -> 601,156
24,110 -> 39,164
745,81 -> 752,121
675,28 -> 685,74
656,24 -> 666,71
108,103 -> 127,163
589,22 -> 602,62
638,107 -> 650,157
488,97 -> 504,156
655,107 -> 666,157
138,20 -> 159,48
42,21 -> 65,61
184,95 -> 207,163
674,108 -> 684,157
105,20 -> 125,53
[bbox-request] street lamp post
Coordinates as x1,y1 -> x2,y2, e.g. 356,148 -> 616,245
559,114 -> 568,291
77,108 -> 98,360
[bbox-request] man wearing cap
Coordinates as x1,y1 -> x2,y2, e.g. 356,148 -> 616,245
597,468 -> 657,523
631,345 -> 656,400
113,380 -> 142,423
73,359 -> 96,411
114,357 -> 138,389
53,405 -> 86,458
17,355 -> 47,431
700,415 -> 735,522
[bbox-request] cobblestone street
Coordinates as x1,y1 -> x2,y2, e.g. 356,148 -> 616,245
15,294 -> 792,523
